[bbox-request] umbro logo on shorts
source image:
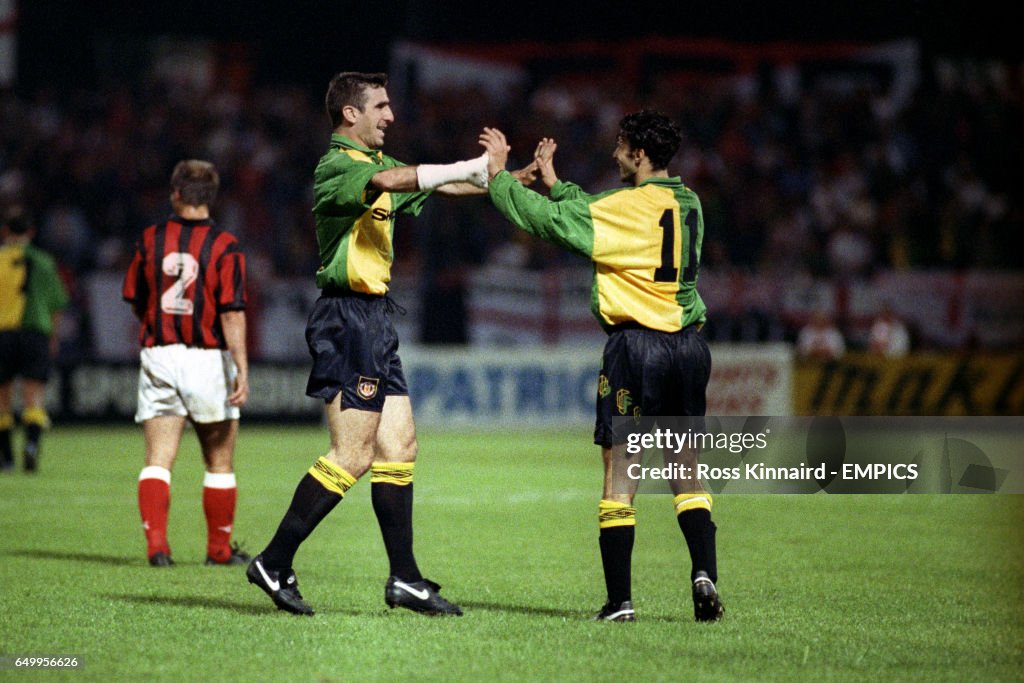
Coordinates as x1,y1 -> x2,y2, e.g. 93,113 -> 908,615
357,376 -> 380,400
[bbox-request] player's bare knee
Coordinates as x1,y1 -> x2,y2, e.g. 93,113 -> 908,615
144,449 -> 178,470
324,444 -> 373,478
376,431 -> 417,463
674,446 -> 699,470
403,436 -> 418,461
202,448 -> 234,474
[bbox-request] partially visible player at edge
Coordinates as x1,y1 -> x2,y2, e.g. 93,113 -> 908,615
246,71 -> 537,617
122,160 -> 251,568
480,113 -> 723,622
0,207 -> 69,473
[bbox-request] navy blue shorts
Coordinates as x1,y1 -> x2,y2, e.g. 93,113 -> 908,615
304,290 -> 408,412
0,330 -> 53,383
594,325 -> 711,448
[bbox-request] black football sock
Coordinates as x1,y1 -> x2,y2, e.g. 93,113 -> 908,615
24,424 -> 42,457
0,413 -> 12,468
598,500 -> 636,604
21,407 -> 48,470
260,459 -> 355,570
674,493 -> 718,584
371,463 -> 422,582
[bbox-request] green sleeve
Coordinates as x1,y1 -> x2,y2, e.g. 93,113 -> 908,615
48,267 -> 70,313
33,249 -> 69,313
488,171 -> 595,258
313,153 -> 383,215
381,153 -> 432,216
549,180 -> 590,202
315,152 -> 431,217
393,191 -> 431,216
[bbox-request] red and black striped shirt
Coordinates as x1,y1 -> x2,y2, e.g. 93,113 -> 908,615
122,216 -> 246,349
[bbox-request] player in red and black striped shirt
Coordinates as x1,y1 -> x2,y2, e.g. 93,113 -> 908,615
123,211 -> 245,349
122,160 -> 250,568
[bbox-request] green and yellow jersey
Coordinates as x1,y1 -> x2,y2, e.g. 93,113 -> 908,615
312,134 -> 431,294
488,171 -> 706,333
0,242 -> 69,334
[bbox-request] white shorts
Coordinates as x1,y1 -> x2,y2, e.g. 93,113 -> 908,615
136,345 -> 240,424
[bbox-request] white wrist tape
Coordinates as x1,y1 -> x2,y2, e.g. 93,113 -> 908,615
416,152 -> 490,191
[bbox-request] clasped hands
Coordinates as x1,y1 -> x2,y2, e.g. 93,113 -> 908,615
480,128 -> 559,189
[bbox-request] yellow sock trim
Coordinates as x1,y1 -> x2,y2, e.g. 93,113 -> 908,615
308,457 -> 357,496
598,499 -> 636,529
21,407 -> 50,429
0,413 -> 13,430
674,492 -> 713,515
370,461 -> 415,486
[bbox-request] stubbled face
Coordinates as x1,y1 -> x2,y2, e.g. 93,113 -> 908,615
613,136 -> 639,184
349,86 -> 394,149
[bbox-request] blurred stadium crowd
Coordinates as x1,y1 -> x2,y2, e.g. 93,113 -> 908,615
0,46 -> 1020,359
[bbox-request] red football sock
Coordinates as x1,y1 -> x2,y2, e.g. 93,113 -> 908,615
203,472 -> 237,562
138,466 -> 172,558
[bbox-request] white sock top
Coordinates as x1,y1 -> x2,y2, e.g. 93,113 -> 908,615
139,466 -> 171,484
203,471 -> 237,489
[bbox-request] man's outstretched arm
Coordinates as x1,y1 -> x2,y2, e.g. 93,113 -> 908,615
435,161 -> 539,196
367,134 -> 539,195
368,153 -> 490,193
480,127 -> 595,258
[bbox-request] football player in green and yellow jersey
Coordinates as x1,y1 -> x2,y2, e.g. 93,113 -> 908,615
482,112 -> 723,623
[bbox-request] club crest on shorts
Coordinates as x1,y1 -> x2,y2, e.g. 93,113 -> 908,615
616,388 -> 632,416
357,376 -> 380,400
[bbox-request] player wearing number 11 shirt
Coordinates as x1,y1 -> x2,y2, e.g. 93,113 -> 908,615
122,160 -> 250,568
481,111 -> 723,623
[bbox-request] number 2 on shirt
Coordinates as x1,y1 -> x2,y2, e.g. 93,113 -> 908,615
161,252 -> 199,315
654,208 -> 699,283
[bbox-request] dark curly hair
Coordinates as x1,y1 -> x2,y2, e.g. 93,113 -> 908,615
617,110 -> 682,171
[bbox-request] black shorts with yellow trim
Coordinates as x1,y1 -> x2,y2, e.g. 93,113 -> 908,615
594,323 -> 711,448
0,330 -> 53,383
304,288 -> 408,413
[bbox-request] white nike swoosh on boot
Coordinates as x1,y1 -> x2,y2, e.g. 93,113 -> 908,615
393,580 -> 429,600
255,560 -> 280,592
606,607 -> 635,620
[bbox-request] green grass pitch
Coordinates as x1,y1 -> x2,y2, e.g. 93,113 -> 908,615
1,425 -> 1021,681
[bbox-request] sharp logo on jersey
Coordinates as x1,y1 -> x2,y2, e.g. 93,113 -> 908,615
616,389 -> 632,416
598,374 -> 611,399
357,376 -> 380,400
371,208 -> 399,221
